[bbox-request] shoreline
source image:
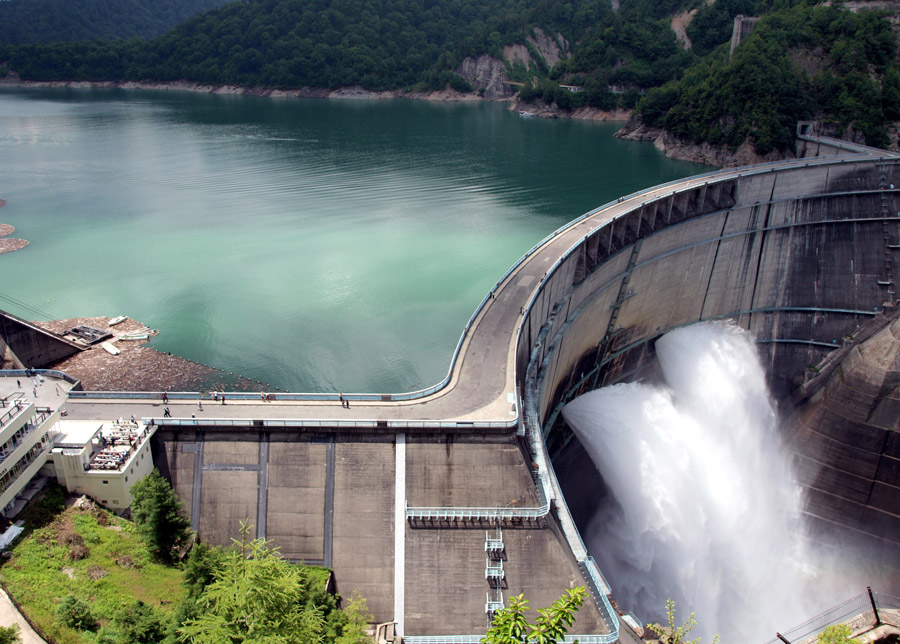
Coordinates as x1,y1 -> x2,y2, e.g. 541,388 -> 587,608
37,316 -> 274,393
0,75 -> 744,164
0,75 -> 634,123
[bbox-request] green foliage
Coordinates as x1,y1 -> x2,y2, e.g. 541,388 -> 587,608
178,522 -> 330,644
817,624 -> 855,644
328,591 -> 374,644
130,469 -> 192,564
646,599 -> 719,644
0,0 -> 232,45
115,600 -> 167,644
481,587 -> 585,644
637,2 -> 898,154
1,504 -> 185,644
56,595 -> 98,631
0,625 -> 20,644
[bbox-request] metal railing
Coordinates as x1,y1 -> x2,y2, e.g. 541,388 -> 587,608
144,417 -> 516,431
1,369 -> 81,386
763,589 -> 900,644
405,500 -> 551,522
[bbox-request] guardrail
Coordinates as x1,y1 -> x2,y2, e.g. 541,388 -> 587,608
763,589 -> 900,644
405,633 -> 619,644
145,417 -> 517,431
405,501 -> 551,522
0,369 -> 81,386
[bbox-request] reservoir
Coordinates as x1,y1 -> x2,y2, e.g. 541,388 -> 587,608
0,87 -> 711,392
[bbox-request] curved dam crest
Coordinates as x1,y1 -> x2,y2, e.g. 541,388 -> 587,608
11,132 -> 900,641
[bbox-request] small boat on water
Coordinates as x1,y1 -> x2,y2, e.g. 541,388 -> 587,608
119,333 -> 150,341
108,315 -> 127,326
519,111 -> 536,118
101,341 -> 121,356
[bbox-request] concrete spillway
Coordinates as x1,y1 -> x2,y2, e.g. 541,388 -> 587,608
523,136 -> 900,582
47,133 -> 900,640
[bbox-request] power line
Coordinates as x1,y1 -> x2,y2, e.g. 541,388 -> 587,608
0,290 -> 60,321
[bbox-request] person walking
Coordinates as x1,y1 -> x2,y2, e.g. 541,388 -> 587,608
198,399 -> 203,411
163,407 -> 171,418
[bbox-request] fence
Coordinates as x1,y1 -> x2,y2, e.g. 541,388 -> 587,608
764,589 -> 900,644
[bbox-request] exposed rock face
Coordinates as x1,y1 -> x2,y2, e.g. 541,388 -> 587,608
527,27 -> 568,69
615,118 -> 792,167
456,54 -> 515,99
458,28 -> 568,100
671,9 -> 697,50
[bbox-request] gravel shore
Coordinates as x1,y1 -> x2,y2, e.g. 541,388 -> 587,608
36,316 -> 269,392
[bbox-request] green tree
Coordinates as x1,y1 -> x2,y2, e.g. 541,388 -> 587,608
0,625 -> 20,644
481,587 -> 586,644
330,591 -> 374,644
646,599 -> 719,644
817,624 -> 855,644
130,469 -> 192,563
115,600 -> 167,644
178,523 -> 326,644
56,594 -> 98,631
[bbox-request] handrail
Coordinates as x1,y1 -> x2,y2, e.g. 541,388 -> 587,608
406,501 -> 550,521
0,401 -> 29,429
0,369 -> 81,386
404,634 -> 618,644
144,417 -> 517,431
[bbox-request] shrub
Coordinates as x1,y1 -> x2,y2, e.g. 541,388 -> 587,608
56,595 -> 98,631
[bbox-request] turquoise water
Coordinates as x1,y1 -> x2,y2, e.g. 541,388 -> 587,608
0,87 -> 712,392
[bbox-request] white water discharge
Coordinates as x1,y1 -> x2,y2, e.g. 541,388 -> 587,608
562,322 -> 848,643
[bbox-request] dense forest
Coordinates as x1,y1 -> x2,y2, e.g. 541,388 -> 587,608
0,0 -> 232,44
635,3 -> 900,154
0,0 -> 898,156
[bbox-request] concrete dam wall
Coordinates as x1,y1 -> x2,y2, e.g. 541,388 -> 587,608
518,150 -> 900,574
65,136 -> 900,638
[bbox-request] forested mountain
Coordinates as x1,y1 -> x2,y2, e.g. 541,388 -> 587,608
631,2 -> 900,155
1,0 -> 898,158
0,0 -> 233,45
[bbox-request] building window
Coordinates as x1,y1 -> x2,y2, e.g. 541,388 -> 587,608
113,500 -> 119,504
102,480 -> 109,484
125,476 -> 128,482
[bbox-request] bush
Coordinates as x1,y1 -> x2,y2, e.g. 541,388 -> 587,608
56,595 -> 98,631
818,624 -> 855,644
115,600 -> 166,644
0,624 -> 19,644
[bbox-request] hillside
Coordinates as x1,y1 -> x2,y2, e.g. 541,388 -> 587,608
0,0 -> 233,45
622,2 -> 900,159
1,0 -> 899,159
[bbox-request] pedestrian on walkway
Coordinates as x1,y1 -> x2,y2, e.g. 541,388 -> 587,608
221,394 -> 225,405
339,393 -> 345,407
15,380 -> 20,388
162,392 -> 168,404
198,399 -> 203,411
163,407 -> 171,418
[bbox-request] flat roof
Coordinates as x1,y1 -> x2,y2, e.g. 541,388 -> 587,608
55,419 -> 103,447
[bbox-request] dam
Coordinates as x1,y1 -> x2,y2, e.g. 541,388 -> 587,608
4,130 -> 900,641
